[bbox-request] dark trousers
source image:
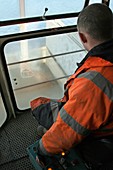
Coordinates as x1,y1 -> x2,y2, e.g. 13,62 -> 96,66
32,103 -> 113,170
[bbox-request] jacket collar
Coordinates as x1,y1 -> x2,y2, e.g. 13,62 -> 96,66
66,39 -> 113,87
77,38 -> 113,68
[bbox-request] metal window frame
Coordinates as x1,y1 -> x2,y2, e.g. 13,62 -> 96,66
1,0 -> 109,121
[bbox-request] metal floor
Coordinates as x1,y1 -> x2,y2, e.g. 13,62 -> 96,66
0,110 -> 39,170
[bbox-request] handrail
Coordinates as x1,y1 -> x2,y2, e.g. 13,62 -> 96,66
7,49 -> 85,66
13,75 -> 70,91
0,25 -> 76,39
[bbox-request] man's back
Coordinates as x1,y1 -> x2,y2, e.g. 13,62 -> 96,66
31,3 -> 113,159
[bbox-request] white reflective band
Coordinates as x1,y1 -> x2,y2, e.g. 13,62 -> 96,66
39,139 -> 52,156
60,107 -> 91,136
50,100 -> 59,122
77,71 -> 113,101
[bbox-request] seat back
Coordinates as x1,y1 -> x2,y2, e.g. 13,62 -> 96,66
76,136 -> 113,169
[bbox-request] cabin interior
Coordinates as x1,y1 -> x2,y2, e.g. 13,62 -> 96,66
0,0 -> 113,169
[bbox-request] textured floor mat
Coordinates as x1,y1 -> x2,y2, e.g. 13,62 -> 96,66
0,110 -> 38,169
0,156 -> 35,170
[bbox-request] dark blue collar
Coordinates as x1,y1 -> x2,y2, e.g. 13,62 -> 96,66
77,38 -> 113,68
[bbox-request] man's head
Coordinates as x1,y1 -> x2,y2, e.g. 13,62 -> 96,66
77,3 -> 113,51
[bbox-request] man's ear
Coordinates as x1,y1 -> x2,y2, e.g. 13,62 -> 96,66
79,32 -> 87,43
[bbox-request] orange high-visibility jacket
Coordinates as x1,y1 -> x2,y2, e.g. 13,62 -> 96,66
38,39 -> 113,155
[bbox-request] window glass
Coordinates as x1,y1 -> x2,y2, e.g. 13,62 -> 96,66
25,0 -> 85,17
0,0 -> 85,36
4,32 -> 86,110
109,0 -> 113,11
0,0 -> 85,21
89,0 -> 102,4
0,0 -> 20,21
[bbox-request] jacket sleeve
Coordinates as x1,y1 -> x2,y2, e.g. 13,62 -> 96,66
38,76 -> 109,155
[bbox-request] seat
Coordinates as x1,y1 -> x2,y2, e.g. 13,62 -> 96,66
76,135 -> 113,170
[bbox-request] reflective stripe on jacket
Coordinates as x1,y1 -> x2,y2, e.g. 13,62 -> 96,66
39,56 -> 113,155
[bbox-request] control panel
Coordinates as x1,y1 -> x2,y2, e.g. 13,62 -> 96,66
27,140 -> 88,170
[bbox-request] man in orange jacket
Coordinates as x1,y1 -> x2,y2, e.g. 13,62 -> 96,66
31,3 -> 113,167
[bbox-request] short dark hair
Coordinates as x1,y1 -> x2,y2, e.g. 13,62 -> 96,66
77,3 -> 113,41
